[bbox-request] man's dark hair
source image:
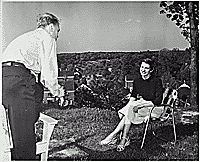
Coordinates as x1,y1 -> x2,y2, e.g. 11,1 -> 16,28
37,12 -> 60,29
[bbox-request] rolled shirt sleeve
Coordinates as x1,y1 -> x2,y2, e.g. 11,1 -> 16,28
40,37 -> 60,96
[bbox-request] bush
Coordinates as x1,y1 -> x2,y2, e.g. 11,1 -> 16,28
74,77 -> 129,111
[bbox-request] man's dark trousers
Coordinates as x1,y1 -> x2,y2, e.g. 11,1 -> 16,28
2,65 -> 44,160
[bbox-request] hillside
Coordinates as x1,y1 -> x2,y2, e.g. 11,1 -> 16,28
57,49 -> 190,88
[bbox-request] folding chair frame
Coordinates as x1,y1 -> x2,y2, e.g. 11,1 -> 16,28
3,109 -> 58,161
140,96 -> 177,149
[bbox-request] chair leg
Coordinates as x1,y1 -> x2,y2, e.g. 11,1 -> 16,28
171,109 -> 177,143
184,99 -> 188,108
40,152 -> 48,161
141,116 -> 150,149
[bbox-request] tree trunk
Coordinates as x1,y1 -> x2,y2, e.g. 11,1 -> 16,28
189,2 -> 198,107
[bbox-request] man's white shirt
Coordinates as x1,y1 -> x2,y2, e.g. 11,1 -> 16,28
2,28 -> 60,96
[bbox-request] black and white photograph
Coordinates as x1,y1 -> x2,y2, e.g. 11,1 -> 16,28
1,0 -> 199,161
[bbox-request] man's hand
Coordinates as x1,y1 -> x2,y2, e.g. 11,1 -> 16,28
58,86 -> 65,97
133,106 -> 138,112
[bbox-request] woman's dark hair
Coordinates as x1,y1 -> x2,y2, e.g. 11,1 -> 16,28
140,58 -> 155,71
37,12 -> 60,29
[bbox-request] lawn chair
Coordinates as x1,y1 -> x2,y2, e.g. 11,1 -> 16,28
2,104 -> 58,161
140,87 -> 178,149
36,113 -> 58,161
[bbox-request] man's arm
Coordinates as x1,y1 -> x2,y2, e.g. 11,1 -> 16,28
40,38 -> 62,96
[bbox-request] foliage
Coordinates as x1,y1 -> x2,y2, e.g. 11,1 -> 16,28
58,49 -> 191,108
157,49 -> 190,85
160,1 -> 199,42
74,76 -> 130,111
160,1 -> 198,106
58,50 -> 190,83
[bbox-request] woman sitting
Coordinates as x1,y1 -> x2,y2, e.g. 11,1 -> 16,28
100,58 -> 163,151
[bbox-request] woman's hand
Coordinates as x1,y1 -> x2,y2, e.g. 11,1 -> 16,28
137,94 -> 143,100
125,93 -> 131,99
129,97 -> 136,102
133,106 -> 139,112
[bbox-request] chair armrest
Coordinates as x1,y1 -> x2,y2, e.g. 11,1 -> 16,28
159,104 -> 173,107
37,113 -> 58,143
36,113 -> 58,157
149,104 -> 171,120
159,104 -> 176,111
39,113 -> 58,125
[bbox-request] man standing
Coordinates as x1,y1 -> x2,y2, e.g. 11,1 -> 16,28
2,12 -> 64,160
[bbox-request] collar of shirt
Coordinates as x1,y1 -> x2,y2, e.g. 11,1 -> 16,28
36,28 -> 53,40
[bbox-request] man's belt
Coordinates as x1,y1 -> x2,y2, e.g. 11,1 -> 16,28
2,61 -> 25,68
2,61 -> 42,83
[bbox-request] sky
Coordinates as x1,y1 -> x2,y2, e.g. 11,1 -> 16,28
2,1 -> 190,53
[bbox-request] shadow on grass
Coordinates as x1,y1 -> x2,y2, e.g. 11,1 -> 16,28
48,133 -> 96,154
151,122 -> 199,142
48,122 -> 198,160
176,122 -> 199,137
68,132 -> 170,161
53,122 -> 198,161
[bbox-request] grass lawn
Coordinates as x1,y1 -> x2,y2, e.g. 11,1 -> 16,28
36,104 -> 199,161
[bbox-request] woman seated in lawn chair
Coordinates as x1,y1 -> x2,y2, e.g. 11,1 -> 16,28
100,58 -> 164,151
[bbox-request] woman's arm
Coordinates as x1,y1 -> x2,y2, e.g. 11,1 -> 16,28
152,78 -> 163,106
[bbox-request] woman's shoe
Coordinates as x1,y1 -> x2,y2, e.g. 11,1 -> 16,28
99,135 -> 117,145
116,137 -> 130,152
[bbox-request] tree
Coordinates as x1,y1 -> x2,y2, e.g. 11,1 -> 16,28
160,1 -> 199,107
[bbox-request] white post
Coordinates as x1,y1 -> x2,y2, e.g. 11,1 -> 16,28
1,25 -> 12,160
